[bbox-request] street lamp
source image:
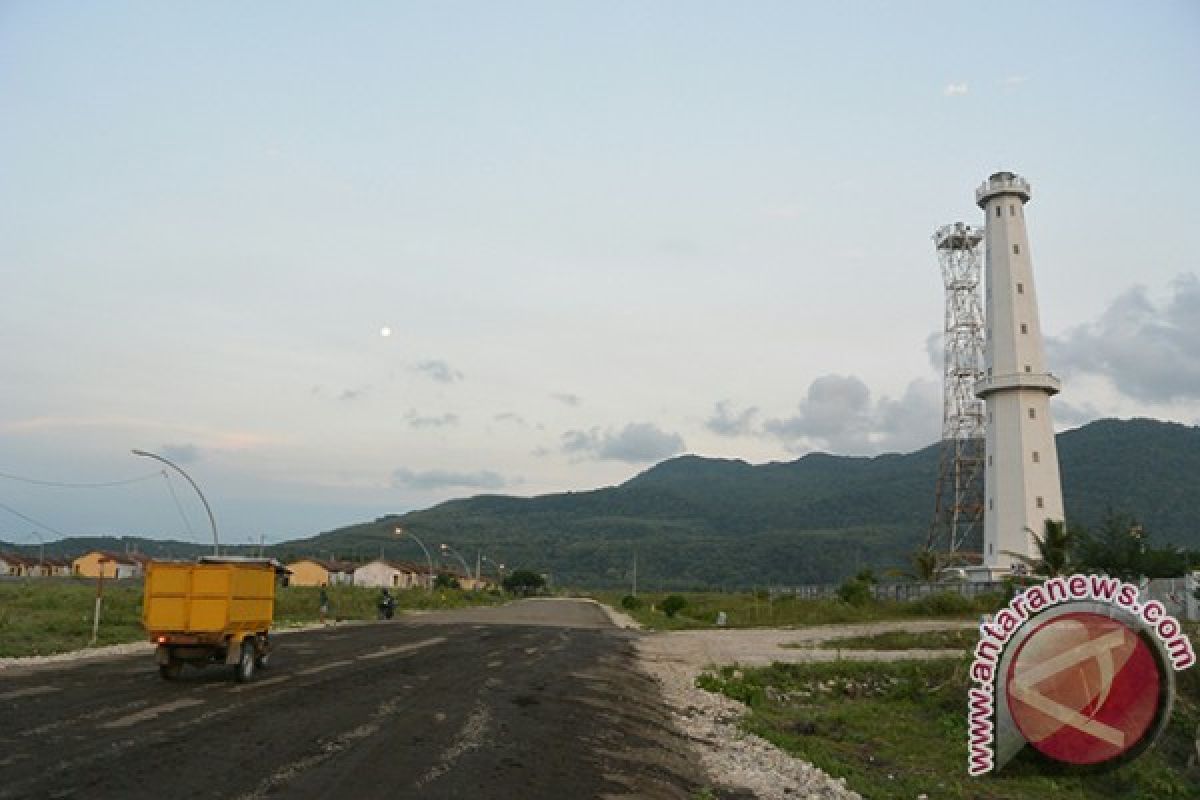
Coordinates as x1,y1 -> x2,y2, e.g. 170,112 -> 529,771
132,449 -> 219,556
480,554 -> 505,578
439,543 -> 472,580
395,527 -> 434,590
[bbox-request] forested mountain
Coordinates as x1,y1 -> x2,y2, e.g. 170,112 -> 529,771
270,418 -> 1200,590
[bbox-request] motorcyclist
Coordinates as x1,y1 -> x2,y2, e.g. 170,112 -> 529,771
378,588 -> 396,619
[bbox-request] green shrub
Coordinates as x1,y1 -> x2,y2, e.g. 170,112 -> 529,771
836,578 -> 872,606
620,594 -> 643,610
661,594 -> 687,617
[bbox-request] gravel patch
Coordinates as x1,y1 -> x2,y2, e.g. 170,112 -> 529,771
635,619 -> 976,800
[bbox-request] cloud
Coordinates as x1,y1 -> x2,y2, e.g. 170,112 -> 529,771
552,392 -> 582,407
943,82 -> 969,97
160,443 -> 201,464
705,401 -> 760,437
405,410 -> 459,429
1053,400 -> 1104,429
874,379 -> 943,452
763,374 -> 940,454
999,75 -> 1029,92
339,387 -> 368,402
1047,274 -> 1200,403
413,360 -> 463,384
561,422 -> 686,463
390,468 -> 511,491
493,412 -> 527,426
925,331 -> 943,372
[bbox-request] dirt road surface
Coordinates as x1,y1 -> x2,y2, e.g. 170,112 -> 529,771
0,599 -> 724,800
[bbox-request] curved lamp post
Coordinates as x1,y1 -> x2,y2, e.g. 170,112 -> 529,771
132,449 -> 219,556
395,527 -> 434,591
480,554 -> 505,578
439,543 -> 472,581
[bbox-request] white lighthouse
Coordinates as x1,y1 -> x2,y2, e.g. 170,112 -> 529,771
972,171 -> 1065,580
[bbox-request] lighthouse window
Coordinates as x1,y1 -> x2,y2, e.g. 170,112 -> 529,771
1013,244 -> 1020,255
1032,451 -> 1040,463
987,455 -> 992,466
1020,323 -> 1028,334
1017,282 -> 1024,294
1024,365 -> 1032,373
989,498 -> 993,510
996,206 -> 1002,217
1029,408 -> 1036,419
1036,496 -> 1045,509
1010,205 -> 1016,216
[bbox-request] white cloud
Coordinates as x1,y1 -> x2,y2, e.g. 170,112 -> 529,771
561,422 -> 685,463
1047,274 -> 1200,404
943,82 -> 969,97
763,374 -> 941,454
551,392 -> 582,407
999,75 -> 1030,92
1053,400 -> 1104,429
705,401 -> 760,437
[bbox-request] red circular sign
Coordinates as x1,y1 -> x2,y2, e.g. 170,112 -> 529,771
1005,612 -> 1163,766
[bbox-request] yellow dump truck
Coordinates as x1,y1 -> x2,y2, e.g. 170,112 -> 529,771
143,556 -> 287,681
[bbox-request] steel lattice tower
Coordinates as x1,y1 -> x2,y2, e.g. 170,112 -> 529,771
927,222 -> 986,559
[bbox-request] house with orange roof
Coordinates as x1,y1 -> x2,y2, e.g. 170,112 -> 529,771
285,558 -> 356,587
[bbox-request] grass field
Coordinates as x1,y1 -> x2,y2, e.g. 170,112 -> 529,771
589,589 -> 1004,630
698,657 -> 1200,799
0,578 -> 503,658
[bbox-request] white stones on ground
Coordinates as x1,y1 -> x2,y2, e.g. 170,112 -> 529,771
639,653 -> 861,800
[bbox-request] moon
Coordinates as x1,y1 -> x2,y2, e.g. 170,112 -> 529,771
380,326 -> 392,337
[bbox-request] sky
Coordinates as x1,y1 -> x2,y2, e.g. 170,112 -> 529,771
2,1 -> 1198,546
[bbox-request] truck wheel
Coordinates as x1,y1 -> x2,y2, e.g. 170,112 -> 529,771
234,640 -> 255,683
254,649 -> 270,670
159,661 -> 183,681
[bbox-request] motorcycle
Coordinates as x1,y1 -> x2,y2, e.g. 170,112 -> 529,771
377,595 -> 396,620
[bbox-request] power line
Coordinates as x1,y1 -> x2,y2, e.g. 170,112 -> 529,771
0,469 -> 162,489
0,499 -> 69,538
161,471 -> 198,542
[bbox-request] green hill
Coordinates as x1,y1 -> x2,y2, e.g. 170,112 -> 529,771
271,417 -> 1200,590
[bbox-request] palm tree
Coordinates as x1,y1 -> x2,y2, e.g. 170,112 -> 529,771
1003,519 -> 1075,577
911,548 -> 942,582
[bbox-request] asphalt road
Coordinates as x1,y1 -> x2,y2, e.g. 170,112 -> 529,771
0,599 -> 713,799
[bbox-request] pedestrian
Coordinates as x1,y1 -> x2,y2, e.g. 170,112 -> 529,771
319,585 -> 330,625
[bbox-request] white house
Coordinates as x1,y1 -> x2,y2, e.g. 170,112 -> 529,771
353,560 -> 430,590
0,553 -> 37,576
